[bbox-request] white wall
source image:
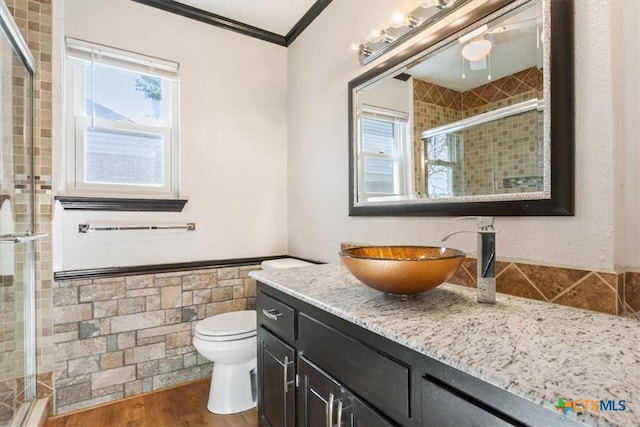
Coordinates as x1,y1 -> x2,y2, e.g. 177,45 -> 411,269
358,77 -> 413,114
287,0 -> 637,272
52,1 -> 288,270
612,0 -> 640,271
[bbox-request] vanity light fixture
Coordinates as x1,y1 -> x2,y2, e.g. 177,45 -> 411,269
390,12 -> 420,29
367,28 -> 396,44
349,43 -> 373,57
419,0 -> 451,10
352,0 -> 465,65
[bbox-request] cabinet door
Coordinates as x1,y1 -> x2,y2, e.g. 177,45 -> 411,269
421,376 -> 516,427
346,392 -> 397,427
258,327 -> 295,427
298,356 -> 344,427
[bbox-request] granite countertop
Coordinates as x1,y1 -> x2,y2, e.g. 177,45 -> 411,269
250,263 -> 640,427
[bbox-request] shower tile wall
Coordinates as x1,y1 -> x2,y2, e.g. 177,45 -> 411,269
51,265 -> 258,415
412,81 -> 462,195
0,38 -> 29,423
413,67 -> 544,195
6,0 -> 54,409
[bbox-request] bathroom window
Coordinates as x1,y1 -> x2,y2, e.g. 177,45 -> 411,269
359,106 -> 411,198
65,38 -> 180,198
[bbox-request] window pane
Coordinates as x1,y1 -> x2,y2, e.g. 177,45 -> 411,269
363,118 -> 394,154
427,134 -> 453,162
428,165 -> 453,197
84,63 -> 167,126
85,128 -> 164,186
365,158 -> 394,193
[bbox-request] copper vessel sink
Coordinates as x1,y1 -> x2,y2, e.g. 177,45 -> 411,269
339,246 -> 466,296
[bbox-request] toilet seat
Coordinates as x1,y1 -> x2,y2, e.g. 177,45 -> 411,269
195,310 -> 256,341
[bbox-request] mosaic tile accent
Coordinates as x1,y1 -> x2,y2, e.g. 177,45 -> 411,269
51,265 -> 259,415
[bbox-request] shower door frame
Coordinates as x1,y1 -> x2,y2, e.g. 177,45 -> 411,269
0,0 -> 38,425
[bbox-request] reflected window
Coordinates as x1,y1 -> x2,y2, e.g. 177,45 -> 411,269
359,106 -> 411,197
425,134 -> 462,198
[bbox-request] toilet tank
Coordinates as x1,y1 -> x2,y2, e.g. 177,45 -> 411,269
261,258 -> 313,270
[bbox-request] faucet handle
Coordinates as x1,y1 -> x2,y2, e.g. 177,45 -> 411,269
452,216 -> 494,229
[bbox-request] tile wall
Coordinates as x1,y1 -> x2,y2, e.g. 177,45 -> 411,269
625,272 -> 640,316
413,67 -> 544,196
449,258 -> 625,315
51,265 -> 258,415
5,0 -> 54,416
0,49 -> 29,421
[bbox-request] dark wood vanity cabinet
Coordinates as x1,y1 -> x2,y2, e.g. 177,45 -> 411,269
297,355 -> 395,427
256,282 -> 580,427
257,328 -> 295,427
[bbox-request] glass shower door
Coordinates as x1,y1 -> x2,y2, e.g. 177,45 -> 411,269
0,1 -> 39,425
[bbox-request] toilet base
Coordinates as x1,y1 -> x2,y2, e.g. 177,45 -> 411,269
207,359 -> 257,414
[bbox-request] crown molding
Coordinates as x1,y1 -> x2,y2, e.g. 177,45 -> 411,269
132,0 -> 332,47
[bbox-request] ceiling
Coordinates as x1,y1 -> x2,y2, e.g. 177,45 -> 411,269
174,0 -> 316,36
407,1 -> 542,92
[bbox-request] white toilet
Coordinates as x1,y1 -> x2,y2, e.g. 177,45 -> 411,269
193,258 -> 312,415
193,310 -> 258,414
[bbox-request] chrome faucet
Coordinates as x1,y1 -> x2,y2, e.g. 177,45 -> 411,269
441,217 -> 497,304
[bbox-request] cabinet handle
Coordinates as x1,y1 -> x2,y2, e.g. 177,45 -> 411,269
336,399 -> 343,427
283,356 -> 289,395
327,393 -> 334,427
262,308 -> 282,321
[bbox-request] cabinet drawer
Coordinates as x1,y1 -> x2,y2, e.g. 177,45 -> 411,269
257,291 -> 295,344
421,376 -> 515,427
298,313 -> 410,420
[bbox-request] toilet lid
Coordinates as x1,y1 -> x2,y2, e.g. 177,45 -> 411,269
195,310 -> 256,337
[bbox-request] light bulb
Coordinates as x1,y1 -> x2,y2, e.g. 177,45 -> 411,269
367,29 -> 383,43
390,11 -> 406,28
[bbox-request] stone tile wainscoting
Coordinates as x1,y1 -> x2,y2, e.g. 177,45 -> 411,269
52,265 -> 258,415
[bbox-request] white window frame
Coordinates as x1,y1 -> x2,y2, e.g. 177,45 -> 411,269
64,38 -> 180,198
358,105 -> 412,199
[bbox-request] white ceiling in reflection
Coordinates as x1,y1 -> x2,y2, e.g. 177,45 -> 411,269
407,2 -> 542,92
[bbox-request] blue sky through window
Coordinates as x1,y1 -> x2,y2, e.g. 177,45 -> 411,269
85,63 -> 165,126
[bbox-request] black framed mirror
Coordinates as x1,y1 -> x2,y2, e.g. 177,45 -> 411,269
348,0 -> 574,216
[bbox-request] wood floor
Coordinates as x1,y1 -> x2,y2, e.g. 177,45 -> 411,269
44,379 -> 258,427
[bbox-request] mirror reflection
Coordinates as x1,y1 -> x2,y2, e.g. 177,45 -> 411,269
355,0 -> 547,204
